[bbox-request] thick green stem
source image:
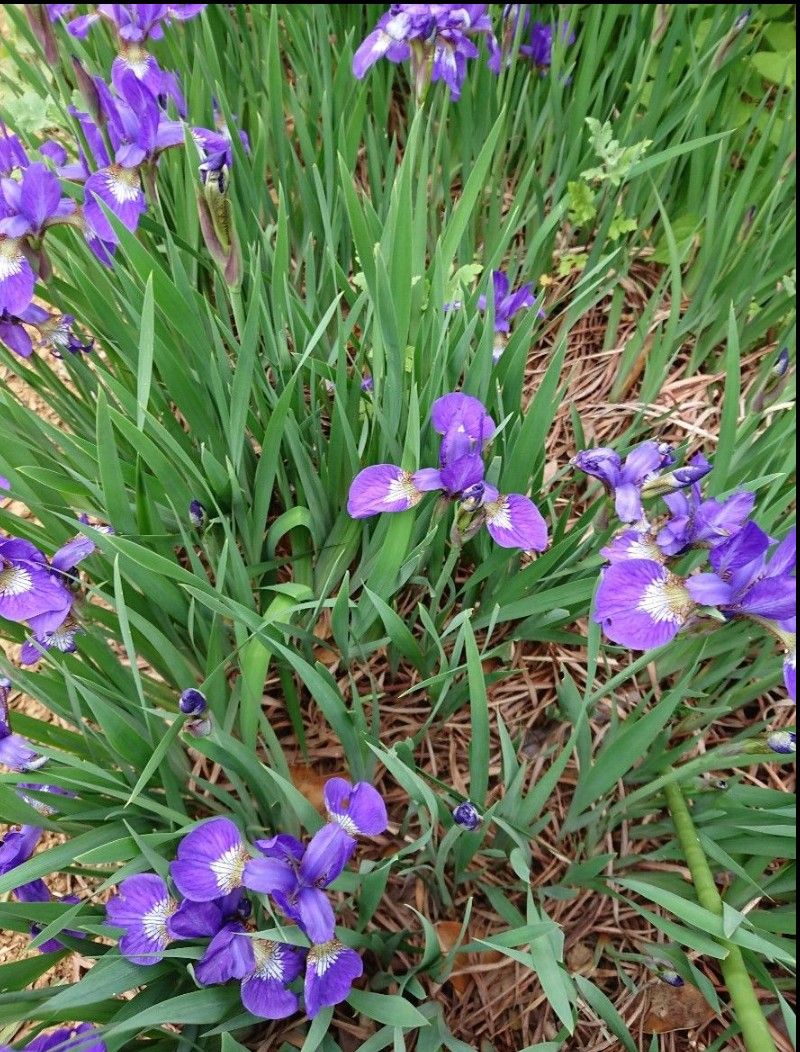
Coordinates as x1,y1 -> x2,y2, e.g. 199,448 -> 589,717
663,778 -> 777,1052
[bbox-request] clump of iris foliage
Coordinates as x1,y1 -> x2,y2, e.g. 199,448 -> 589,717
0,3 -> 796,1051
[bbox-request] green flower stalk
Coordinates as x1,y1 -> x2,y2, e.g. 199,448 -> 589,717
664,778 -> 778,1052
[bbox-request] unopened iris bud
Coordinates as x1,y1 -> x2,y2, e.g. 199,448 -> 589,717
734,8 -> 751,31
179,688 -> 207,715
459,482 -> 486,514
189,499 -> 207,529
452,800 -> 482,830
197,163 -> 241,286
642,453 -> 711,497
185,716 -> 213,738
660,970 -> 685,987
767,730 -> 796,755
773,347 -> 790,378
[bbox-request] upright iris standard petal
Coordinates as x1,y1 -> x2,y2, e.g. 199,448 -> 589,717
170,817 -> 249,901
440,453 -> 485,497
347,464 -> 427,517
484,493 -> 548,550
167,898 -> 224,938
431,393 -> 496,448
304,940 -> 363,1018
241,940 -> 305,1019
594,560 -> 695,649
105,873 -> 177,965
323,778 -> 389,837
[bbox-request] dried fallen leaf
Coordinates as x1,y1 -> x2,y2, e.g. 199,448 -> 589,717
566,941 -> 595,975
288,764 -> 329,813
436,920 -> 469,995
642,981 -> 716,1034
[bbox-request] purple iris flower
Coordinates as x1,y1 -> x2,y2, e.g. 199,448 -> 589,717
520,20 -> 575,67
244,824 -> 356,944
0,237 -> 36,317
0,162 -> 76,239
478,269 -> 537,335
767,730 -> 796,754
600,524 -> 665,565
305,939 -> 364,1018
170,817 -> 251,902
0,304 -> 92,360
193,117 -> 250,180
81,72 -> 184,247
1,676 -> 44,770
452,800 -> 482,830
572,441 -> 677,523
46,4 -> 76,19
105,871 -> 243,965
323,778 -> 388,837
656,459 -> 755,556
67,3 -> 206,43
13,877 -> 85,954
353,4 -> 500,100
348,393 -> 548,551
0,537 -> 73,626
0,1024 -> 105,1052
0,824 -> 42,875
195,922 -> 305,1019
593,559 -> 731,650
0,129 -> 29,176
16,529 -> 96,666
707,523 -> 796,625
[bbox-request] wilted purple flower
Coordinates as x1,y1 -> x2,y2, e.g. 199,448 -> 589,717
0,304 -> 92,360
195,922 -> 305,1018
521,20 -> 575,68
193,118 -> 250,179
6,1024 -> 105,1052
17,781 -> 72,816
179,687 -> 207,715
767,730 -> 796,755
593,559 -> 730,649
171,817 -> 250,901
572,441 -> 676,523
305,939 -> 363,1017
244,824 -> 355,943
353,4 -> 500,101
452,800 -> 482,830
323,778 -> 388,837
189,499 -> 207,529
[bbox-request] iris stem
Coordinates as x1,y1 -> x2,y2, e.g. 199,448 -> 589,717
663,777 -> 777,1052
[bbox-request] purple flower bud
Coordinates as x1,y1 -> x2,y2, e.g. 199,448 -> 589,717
767,730 -> 796,755
734,9 -> 751,31
459,481 -> 486,514
189,499 -> 207,529
774,347 -> 790,378
452,800 -> 482,830
671,455 -> 713,487
179,688 -> 207,715
660,970 -> 685,987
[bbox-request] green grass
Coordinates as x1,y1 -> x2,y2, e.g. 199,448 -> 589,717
0,4 -> 796,1050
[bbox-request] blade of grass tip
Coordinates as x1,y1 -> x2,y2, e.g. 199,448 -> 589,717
708,305 -> 741,495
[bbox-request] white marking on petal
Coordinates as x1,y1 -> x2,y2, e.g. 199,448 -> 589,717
626,537 -> 663,561
385,472 -> 422,508
209,844 -> 248,892
0,565 -> 33,598
637,574 -> 693,624
0,240 -> 24,281
106,167 -> 142,204
253,940 -> 287,980
309,939 -> 343,975
328,811 -> 359,836
141,896 -> 177,947
485,497 -> 512,530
